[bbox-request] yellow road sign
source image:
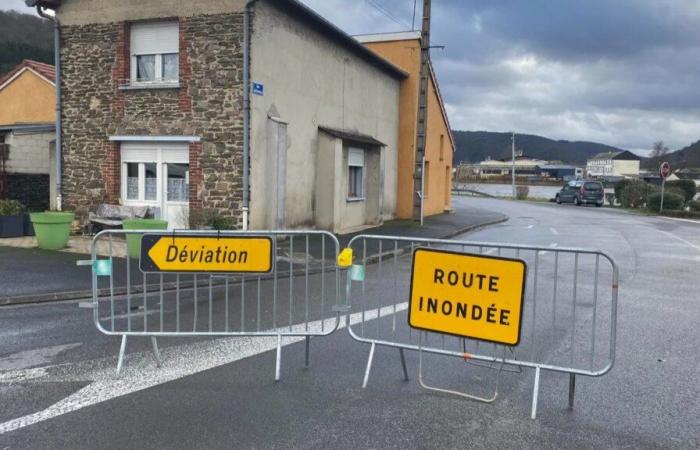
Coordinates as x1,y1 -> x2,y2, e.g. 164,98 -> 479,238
139,234 -> 273,274
408,248 -> 526,345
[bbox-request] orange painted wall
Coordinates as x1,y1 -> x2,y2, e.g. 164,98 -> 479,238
363,38 -> 454,219
0,69 -> 55,126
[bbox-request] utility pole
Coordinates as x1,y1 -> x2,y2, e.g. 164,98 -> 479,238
511,132 -> 516,198
413,0 -> 431,223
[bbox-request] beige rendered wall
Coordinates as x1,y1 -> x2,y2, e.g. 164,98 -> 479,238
56,0 -> 246,25
0,70 -> 55,126
362,39 -> 454,218
362,39 -> 420,219
613,160 -> 640,176
249,1 -> 400,230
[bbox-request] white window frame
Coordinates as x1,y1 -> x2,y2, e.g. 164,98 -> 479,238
130,22 -> 179,86
347,147 -> 365,201
120,143 -> 189,207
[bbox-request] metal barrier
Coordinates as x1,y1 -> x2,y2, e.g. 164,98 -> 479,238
80,229 -> 342,380
343,235 -> 619,418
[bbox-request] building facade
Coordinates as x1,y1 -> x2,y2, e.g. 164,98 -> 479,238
29,0 -> 404,233
586,151 -> 641,178
357,31 -> 454,218
0,59 -> 56,210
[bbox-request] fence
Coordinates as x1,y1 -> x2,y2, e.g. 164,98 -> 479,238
80,229 -> 342,380
343,235 -> 618,418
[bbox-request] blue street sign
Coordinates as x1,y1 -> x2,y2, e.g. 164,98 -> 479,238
252,82 -> 264,96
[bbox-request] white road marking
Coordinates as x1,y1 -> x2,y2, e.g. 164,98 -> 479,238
527,224 -> 534,229
484,248 -> 498,255
0,303 -> 408,435
656,216 -> 700,225
658,230 -> 700,252
549,227 -> 559,236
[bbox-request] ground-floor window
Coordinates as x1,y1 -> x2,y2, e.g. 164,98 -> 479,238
348,148 -> 365,200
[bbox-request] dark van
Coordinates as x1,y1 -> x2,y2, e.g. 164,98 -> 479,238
555,180 -> 604,207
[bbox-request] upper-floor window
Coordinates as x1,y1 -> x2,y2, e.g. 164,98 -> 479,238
130,22 -> 179,85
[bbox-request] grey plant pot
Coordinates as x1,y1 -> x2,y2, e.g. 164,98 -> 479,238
0,214 -> 24,238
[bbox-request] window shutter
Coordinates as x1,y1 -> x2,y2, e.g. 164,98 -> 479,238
131,22 -> 179,55
348,148 -> 365,167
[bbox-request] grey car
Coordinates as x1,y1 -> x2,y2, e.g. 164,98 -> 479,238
555,180 -> 604,206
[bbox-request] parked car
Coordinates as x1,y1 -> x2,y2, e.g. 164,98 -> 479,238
555,180 -> 604,206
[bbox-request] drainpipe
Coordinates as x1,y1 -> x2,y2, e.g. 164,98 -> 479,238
36,6 -> 62,211
242,1 -> 258,231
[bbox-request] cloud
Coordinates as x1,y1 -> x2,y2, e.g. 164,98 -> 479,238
302,0 -> 700,152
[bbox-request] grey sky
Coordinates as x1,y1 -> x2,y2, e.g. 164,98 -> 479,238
1,0 -> 27,13
3,0 -> 699,154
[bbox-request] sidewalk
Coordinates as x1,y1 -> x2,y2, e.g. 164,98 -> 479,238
0,204 -> 506,306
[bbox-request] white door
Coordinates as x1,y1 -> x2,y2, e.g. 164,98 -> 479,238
121,143 -> 189,230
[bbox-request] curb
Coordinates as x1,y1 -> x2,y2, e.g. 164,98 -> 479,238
0,215 -> 508,307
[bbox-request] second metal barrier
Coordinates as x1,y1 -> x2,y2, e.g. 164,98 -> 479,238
342,234 -> 619,418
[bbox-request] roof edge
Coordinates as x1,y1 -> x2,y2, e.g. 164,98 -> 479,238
268,0 -> 408,80
355,31 -> 421,44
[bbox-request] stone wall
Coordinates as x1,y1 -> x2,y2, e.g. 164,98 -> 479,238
60,13 -> 245,224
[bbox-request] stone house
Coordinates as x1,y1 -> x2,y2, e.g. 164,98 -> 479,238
0,59 -> 57,211
27,0 -> 406,233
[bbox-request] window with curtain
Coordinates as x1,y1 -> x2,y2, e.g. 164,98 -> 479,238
167,163 -> 189,202
130,22 -> 179,84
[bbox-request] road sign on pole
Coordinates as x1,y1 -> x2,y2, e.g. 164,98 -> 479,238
659,162 -> 671,213
139,234 -> 273,273
408,248 -> 527,345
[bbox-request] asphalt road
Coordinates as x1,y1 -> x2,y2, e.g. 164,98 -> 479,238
1,198 -> 699,449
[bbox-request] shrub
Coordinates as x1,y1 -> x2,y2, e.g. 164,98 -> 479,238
188,209 -> 235,230
0,199 -> 24,216
605,193 -> 616,206
618,179 -> 654,209
688,200 -> 700,212
515,185 -> 529,200
647,192 -> 684,211
613,179 -> 633,203
666,180 -> 696,203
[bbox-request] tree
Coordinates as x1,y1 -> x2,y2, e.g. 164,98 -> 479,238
651,141 -> 669,158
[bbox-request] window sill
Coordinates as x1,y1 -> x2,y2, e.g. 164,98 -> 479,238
119,82 -> 181,91
346,197 -> 365,203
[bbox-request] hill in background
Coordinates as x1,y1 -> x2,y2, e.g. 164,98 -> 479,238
452,131 -> 625,165
0,11 -> 53,76
642,140 -> 700,170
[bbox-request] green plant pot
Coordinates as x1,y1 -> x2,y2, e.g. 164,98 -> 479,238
123,218 -> 169,259
30,212 -> 75,250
